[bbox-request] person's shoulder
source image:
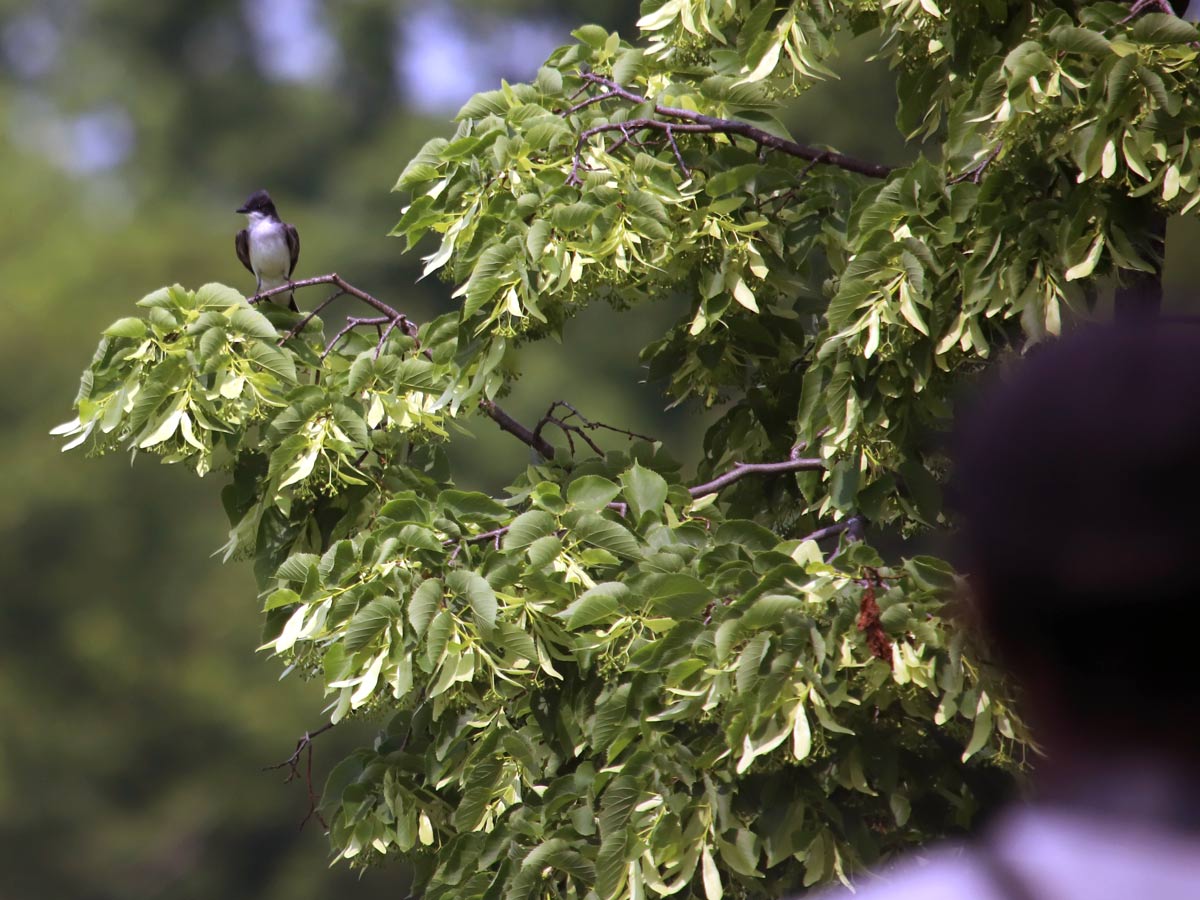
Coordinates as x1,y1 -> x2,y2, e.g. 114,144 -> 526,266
809,845 -> 1000,900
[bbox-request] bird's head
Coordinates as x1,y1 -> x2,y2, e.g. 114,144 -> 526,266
236,189 -> 278,219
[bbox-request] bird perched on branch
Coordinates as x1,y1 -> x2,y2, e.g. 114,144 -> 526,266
235,189 -> 300,310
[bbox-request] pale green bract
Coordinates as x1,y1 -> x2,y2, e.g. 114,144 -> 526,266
59,1 -> 1200,897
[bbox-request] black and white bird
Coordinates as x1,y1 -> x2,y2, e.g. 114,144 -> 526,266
235,189 -> 300,311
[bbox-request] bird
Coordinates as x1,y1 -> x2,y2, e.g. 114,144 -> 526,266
235,189 -> 300,311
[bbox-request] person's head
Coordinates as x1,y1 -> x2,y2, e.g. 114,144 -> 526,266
953,322 -> 1200,759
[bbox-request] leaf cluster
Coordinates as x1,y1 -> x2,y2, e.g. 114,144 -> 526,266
57,0 -> 1200,896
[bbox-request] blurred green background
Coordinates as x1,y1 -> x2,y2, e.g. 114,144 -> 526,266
4,2 -> 1200,898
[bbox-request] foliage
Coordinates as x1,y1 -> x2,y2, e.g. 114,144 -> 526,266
55,1 -> 1200,898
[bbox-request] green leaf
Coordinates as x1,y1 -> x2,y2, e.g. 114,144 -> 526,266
439,490 -> 508,521
591,683 -> 631,749
409,579 -> 443,636
904,556 -> 958,593
567,475 -> 622,512
619,464 -> 668,522
448,570 -> 497,633
647,574 -> 714,620
830,461 -> 860,512
551,201 -> 602,230
244,341 -> 297,382
425,609 -> 453,667
496,622 -> 539,665
1047,26 -> 1111,56
1131,13 -> 1200,44
196,282 -> 246,308
348,353 -> 376,392
229,306 -> 278,340
526,535 -> 563,568
567,512 -> 641,558
263,588 -> 301,612
701,846 -> 723,900
455,89 -> 510,120
344,597 -> 402,653
523,115 -> 572,150
275,553 -> 320,584
532,482 -> 567,514
104,317 -> 148,339
612,48 -> 644,85
571,24 -> 609,50
1065,233 -> 1105,282
502,510 -> 557,551
560,582 -> 630,629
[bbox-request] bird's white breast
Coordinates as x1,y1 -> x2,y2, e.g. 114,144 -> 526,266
247,215 -> 291,285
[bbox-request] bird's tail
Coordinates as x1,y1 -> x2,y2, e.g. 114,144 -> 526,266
261,277 -> 299,312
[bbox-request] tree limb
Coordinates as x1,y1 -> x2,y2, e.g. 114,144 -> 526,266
255,274 -> 560,459
533,401 -> 656,458
251,273 -> 403,320
565,73 -> 893,183
1120,0 -> 1178,23
479,399 -> 557,460
688,457 -> 825,497
800,519 -> 856,544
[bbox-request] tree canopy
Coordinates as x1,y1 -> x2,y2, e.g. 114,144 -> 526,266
56,1 -> 1200,898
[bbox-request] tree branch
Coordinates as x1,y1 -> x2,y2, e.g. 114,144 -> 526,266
322,316 -> 392,359
565,73 -> 893,184
1120,0 -> 1177,23
256,275 -> 553,458
532,401 -> 656,458
258,277 -> 831,503
448,455 -> 830,550
800,518 -> 857,544
479,399 -> 558,460
688,457 -> 825,497
264,722 -> 336,830
949,142 -> 1003,185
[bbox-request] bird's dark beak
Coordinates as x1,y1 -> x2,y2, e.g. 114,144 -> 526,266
236,203 -> 251,214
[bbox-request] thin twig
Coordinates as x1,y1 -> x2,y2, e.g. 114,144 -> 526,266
375,314 -> 410,360
322,316 -> 391,359
278,287 -> 345,344
532,401 -> 656,458
264,722 -> 336,830
949,142 -> 1003,185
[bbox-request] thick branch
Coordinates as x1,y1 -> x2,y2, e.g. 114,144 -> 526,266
251,273 -> 402,319
801,519 -> 856,544
479,399 -> 557,460
567,73 -> 893,183
1121,0 -> 1177,23
688,457 -> 825,497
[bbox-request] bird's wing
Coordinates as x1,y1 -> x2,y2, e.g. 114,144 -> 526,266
285,223 -> 300,278
234,229 -> 254,275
